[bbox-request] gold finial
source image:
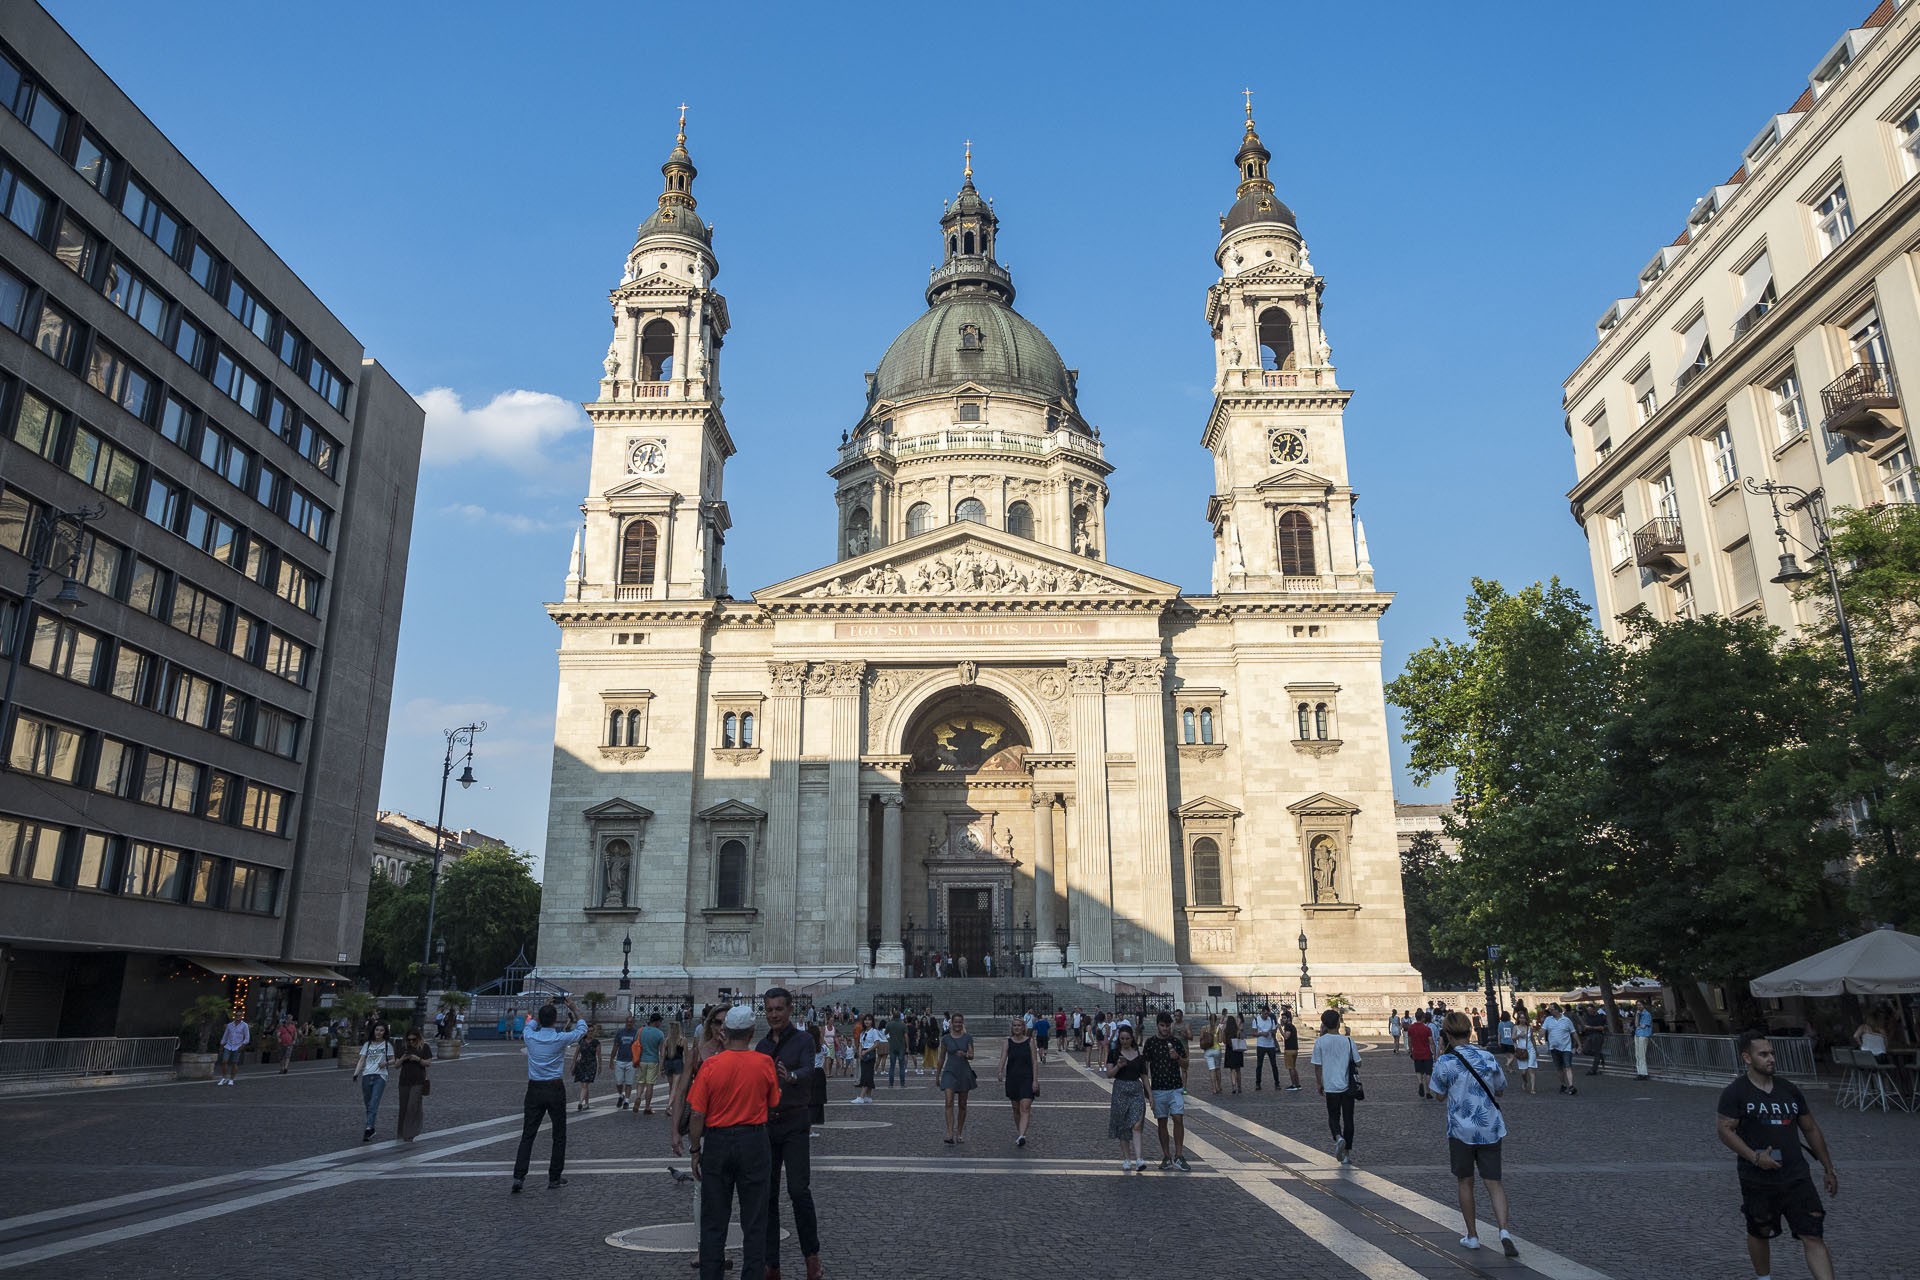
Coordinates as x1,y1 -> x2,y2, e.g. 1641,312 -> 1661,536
1243,88 -> 1256,132
676,102 -> 688,144
963,139 -> 973,181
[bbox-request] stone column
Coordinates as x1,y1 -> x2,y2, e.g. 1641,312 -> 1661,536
1066,658 -> 1113,965
1030,791 -> 1063,973
825,661 -> 866,968
1123,658 -> 1177,965
673,304 -> 691,394
876,793 -> 905,975
763,661 -> 807,970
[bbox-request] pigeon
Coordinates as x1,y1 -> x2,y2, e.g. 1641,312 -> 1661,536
666,1166 -> 695,1184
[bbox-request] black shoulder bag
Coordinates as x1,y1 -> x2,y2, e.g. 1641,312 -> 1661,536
1446,1047 -> 1502,1111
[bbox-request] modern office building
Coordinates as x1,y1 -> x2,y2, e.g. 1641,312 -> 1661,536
1564,0 -> 1918,640
0,4 -> 423,1036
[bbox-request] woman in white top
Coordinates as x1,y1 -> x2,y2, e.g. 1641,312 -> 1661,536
351,1023 -> 395,1142
1512,1025 -> 1540,1094
1388,1011 -> 1404,1054
1854,1011 -> 1891,1063
856,1014 -> 885,1102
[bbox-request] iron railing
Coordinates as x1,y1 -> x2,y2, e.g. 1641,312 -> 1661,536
1820,361 -> 1898,428
992,992 -> 1057,1017
0,1036 -> 180,1080
1234,992 -> 1294,1016
1632,515 -> 1685,568
1581,1032 -> 1816,1080
1112,993 -> 1177,1018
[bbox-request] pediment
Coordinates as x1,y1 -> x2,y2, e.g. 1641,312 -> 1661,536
1176,795 -> 1243,819
584,798 -> 654,822
755,523 -> 1179,603
1286,791 -> 1360,817
602,475 -> 682,502
1253,467 -> 1337,493
697,799 -> 767,823
1233,260 -> 1315,286
615,270 -> 695,296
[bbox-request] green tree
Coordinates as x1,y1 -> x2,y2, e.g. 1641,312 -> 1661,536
361,865 -> 430,994
435,842 -> 542,988
1802,501 -> 1920,680
1398,829 -> 1478,989
1387,578 -> 1628,995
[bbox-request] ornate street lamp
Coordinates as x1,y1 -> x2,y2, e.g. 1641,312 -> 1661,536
414,722 -> 486,1029
619,930 -> 632,992
1484,944 -> 1502,1045
435,936 -> 448,988
1297,929 -> 1311,989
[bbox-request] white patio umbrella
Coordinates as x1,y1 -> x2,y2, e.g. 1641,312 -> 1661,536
1748,929 -> 1920,998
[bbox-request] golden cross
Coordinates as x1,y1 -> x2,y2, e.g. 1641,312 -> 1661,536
963,138 -> 973,179
1243,88 -> 1253,120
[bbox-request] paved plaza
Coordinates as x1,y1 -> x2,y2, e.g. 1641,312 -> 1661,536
1,1036 -> 1914,1279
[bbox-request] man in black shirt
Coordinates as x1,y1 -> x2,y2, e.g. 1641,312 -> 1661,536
1142,1012 -> 1191,1173
756,989 -> 823,1280
1714,1031 -> 1839,1280
1281,1013 -> 1302,1091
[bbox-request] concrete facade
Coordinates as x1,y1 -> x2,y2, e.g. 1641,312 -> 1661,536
0,5 -> 422,1035
1565,0 -> 1919,640
536,110 -> 1416,1003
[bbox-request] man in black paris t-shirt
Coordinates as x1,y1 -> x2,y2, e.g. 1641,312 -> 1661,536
1714,1031 -> 1840,1280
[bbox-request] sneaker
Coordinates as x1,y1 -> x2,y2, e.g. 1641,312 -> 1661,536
547,1177 -> 569,1188
1333,1136 -> 1346,1162
1173,1155 -> 1192,1172
1015,1134 -> 1026,1147
1158,1157 -> 1173,1172
511,1179 -> 523,1194
1567,1087 -> 1578,1096
1501,1233 -> 1519,1258
1557,1085 -> 1567,1094
1460,1236 -> 1481,1250
1287,1084 -> 1302,1092
1121,1159 -> 1135,1172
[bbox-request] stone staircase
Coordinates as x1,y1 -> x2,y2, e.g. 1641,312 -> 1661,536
808,976 -> 1107,1018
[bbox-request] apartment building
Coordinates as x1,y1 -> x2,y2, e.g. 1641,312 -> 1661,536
0,5 -> 423,1036
1565,0 -> 1919,640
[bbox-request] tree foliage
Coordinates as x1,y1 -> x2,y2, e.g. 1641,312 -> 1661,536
355,843 -> 541,992
1398,829 -> 1479,988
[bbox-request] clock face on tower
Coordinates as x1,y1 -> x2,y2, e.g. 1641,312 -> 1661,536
1268,429 -> 1307,465
627,439 -> 667,476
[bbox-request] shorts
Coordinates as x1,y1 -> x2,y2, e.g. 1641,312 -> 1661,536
637,1061 -> 660,1086
1203,1050 -> 1221,1070
219,1048 -> 243,1065
1412,1058 -> 1432,1076
612,1059 -> 635,1085
1448,1137 -> 1503,1181
1036,1030 -> 1049,1044
1284,1049 -> 1298,1069
1741,1178 -> 1825,1240
1550,1049 -> 1573,1070
1151,1088 -> 1185,1117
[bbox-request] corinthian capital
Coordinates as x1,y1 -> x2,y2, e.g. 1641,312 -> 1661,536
826,659 -> 868,696
768,661 -> 809,696
1065,658 -> 1107,694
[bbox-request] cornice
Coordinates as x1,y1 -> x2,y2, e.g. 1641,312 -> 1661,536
1202,389 -> 1352,451
547,600 -> 726,625
760,594 -> 1173,618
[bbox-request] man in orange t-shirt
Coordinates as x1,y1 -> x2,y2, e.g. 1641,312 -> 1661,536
689,1005 -> 781,1280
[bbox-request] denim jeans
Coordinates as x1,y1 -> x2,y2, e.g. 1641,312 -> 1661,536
888,1049 -> 906,1086
360,1073 -> 386,1129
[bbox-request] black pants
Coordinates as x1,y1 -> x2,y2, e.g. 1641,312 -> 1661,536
700,1124 -> 771,1280
1255,1045 -> 1280,1085
512,1079 -> 567,1183
1324,1090 -> 1355,1149
766,1110 -> 820,1265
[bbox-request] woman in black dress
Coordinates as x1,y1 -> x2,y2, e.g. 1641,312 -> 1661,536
573,1023 -> 600,1111
998,1017 -> 1038,1147
1222,1014 -> 1246,1093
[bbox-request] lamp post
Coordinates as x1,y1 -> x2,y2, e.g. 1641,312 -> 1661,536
1745,478 -> 1899,863
619,930 -> 632,993
414,722 -> 485,1030
435,936 -> 448,989
1297,929 -> 1311,990
1484,945 -> 1502,1047
0,502 -> 104,754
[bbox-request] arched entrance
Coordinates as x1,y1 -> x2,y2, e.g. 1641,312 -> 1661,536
893,687 -> 1038,978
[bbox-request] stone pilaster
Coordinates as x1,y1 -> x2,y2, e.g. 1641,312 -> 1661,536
1066,657 -> 1113,965
824,660 -> 866,967
1030,791 -> 1062,973
1117,658 -> 1176,964
763,660 -> 807,968
876,792 -> 905,975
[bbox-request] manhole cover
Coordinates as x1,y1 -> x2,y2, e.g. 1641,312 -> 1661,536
607,1223 -> 790,1253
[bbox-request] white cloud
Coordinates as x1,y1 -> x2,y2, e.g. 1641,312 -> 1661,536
415,386 -> 588,467
441,502 -> 572,535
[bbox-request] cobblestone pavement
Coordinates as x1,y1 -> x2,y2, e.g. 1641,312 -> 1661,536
1,1039 -> 1914,1279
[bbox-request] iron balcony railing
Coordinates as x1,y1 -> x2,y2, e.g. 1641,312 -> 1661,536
1632,515 -> 1685,569
0,1036 -> 180,1080
1820,361 -> 1899,431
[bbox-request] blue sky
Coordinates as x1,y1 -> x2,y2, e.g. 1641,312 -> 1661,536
49,0 -> 1868,867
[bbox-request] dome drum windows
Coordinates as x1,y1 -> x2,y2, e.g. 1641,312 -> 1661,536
954,497 -> 987,524
905,502 -> 936,537
1287,682 -> 1341,756
711,693 -> 765,761
1005,500 -> 1034,540
600,689 -> 653,761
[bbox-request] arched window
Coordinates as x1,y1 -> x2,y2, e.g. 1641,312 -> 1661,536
948,235 -> 957,256
955,497 -> 986,524
1006,500 -> 1034,539
1258,308 -> 1295,371
964,231 -> 975,255
1314,703 -> 1329,740
608,709 -> 624,746
722,712 -> 738,748
1182,708 -> 1196,744
845,506 -> 870,556
716,839 -> 747,909
1200,708 -> 1215,744
639,319 -> 675,381
1297,703 -> 1311,741
626,709 -> 641,744
906,502 -> 935,537
1190,837 -> 1223,907
739,712 -> 754,747
621,519 -> 659,585
1277,511 -> 1315,577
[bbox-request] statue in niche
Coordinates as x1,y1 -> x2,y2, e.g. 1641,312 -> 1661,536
602,841 -> 631,907
1311,836 -> 1338,903
995,827 -> 1014,861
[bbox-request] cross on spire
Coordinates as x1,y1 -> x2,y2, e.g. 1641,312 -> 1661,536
963,138 -> 973,180
676,103 -> 688,142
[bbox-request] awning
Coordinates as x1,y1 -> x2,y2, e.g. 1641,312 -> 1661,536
273,963 -> 350,982
1678,315 -> 1711,369
1749,929 -> 1920,998
1737,252 -> 1774,311
182,955 -> 294,980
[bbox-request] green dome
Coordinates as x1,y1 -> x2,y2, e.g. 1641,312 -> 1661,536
636,203 -> 711,245
872,296 -> 1073,405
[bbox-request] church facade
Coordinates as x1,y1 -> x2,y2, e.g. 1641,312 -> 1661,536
534,108 -> 1416,1001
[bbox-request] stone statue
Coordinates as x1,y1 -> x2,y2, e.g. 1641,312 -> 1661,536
602,846 -> 630,907
995,827 -> 1014,861
1311,838 -> 1337,903
603,344 -> 620,379
1227,524 -> 1246,578
927,829 -> 945,859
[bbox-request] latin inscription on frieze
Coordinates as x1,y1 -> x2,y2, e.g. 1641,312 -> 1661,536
834,620 -> 1105,641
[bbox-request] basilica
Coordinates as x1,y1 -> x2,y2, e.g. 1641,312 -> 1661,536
534,106 -> 1416,1002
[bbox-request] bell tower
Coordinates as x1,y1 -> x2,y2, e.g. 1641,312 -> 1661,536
572,108 -> 734,603
1202,96 -> 1372,595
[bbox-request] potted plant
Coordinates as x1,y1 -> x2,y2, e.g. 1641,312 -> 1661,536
1326,992 -> 1355,1036
438,991 -> 471,1059
334,990 -> 377,1069
177,994 -> 231,1080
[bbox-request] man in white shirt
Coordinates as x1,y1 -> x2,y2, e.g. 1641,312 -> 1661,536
1540,1004 -> 1580,1096
512,997 -> 587,1192
1309,1009 -> 1359,1164
1253,1006 -> 1280,1090
217,1013 -> 250,1085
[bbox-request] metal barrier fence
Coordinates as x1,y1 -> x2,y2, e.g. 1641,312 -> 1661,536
1112,993 -> 1177,1018
1583,1032 -> 1816,1080
0,1036 -> 180,1080
992,993 -> 1056,1017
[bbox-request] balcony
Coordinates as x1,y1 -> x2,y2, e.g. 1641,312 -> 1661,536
838,426 -> 1105,465
614,584 -> 655,601
1632,516 -> 1685,571
633,382 -> 670,398
1820,362 -> 1900,441
1233,368 -> 1327,390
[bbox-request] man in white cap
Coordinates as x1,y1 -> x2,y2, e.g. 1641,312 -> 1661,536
688,1004 -> 781,1280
